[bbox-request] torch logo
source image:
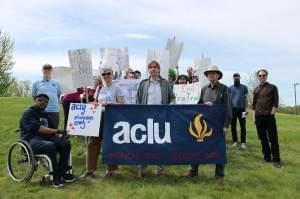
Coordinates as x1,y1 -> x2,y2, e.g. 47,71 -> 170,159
189,114 -> 213,142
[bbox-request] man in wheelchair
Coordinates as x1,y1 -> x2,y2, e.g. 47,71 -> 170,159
19,93 -> 75,187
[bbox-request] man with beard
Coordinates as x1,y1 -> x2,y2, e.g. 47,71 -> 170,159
229,73 -> 248,149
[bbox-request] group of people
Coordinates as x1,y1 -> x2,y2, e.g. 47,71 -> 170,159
167,66 -> 199,85
19,62 -> 282,187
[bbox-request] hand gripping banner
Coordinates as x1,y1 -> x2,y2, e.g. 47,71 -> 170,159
102,105 -> 226,165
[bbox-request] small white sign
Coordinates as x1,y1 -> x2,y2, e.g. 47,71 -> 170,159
67,103 -> 102,137
68,48 -> 94,89
173,82 -> 202,104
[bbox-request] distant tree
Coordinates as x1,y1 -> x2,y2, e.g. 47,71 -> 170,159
245,72 -> 259,108
7,80 -> 32,96
0,30 -> 15,96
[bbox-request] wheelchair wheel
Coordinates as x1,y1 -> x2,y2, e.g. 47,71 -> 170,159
7,140 -> 36,182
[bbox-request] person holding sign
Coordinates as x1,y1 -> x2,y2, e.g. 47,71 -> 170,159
136,60 -> 175,177
100,67 -> 124,178
81,68 -> 124,178
79,76 -> 104,179
176,74 -> 189,84
185,65 -> 231,183
20,93 -> 75,187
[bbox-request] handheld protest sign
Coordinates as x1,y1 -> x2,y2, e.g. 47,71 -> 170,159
67,103 -> 102,137
68,48 -> 94,89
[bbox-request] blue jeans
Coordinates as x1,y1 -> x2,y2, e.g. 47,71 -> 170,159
191,164 -> 225,178
29,136 -> 71,178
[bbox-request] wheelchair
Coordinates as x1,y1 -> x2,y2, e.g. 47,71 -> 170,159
7,139 -> 73,186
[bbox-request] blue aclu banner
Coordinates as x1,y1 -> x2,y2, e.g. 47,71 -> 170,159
102,105 -> 226,165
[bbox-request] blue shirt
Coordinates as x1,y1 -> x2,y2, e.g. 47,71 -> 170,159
32,79 -> 62,112
229,84 -> 248,109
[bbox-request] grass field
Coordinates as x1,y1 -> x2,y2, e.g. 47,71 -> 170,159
0,97 -> 299,199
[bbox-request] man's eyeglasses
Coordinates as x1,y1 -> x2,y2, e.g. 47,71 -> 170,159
258,74 -> 266,77
102,72 -> 112,76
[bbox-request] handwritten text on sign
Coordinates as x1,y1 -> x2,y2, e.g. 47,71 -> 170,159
173,82 -> 201,104
67,103 -> 102,137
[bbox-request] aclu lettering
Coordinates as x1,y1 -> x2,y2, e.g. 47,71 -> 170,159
112,119 -> 172,144
71,103 -> 86,115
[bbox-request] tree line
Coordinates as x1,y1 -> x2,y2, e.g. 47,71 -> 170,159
0,29 -> 31,97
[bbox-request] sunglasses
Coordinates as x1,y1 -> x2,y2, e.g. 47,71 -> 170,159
102,72 -> 112,76
258,74 -> 266,77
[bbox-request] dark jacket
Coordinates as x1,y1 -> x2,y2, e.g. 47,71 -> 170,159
19,106 -> 54,141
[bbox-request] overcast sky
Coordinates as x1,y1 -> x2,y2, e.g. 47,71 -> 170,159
1,0 -> 299,105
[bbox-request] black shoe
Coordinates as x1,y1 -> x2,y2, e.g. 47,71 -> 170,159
264,158 -> 272,163
52,177 -> 64,188
63,174 -> 76,183
273,162 -> 281,168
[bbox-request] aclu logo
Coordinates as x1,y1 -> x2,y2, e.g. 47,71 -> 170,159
112,119 -> 171,144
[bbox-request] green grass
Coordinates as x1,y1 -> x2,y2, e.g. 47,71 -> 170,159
0,97 -> 299,199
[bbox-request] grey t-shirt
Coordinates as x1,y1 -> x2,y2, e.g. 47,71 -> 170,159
97,84 -> 124,104
229,84 -> 248,109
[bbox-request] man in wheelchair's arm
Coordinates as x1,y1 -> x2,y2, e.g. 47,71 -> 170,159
19,93 -> 75,187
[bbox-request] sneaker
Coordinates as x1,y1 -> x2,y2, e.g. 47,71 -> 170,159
232,142 -> 238,147
63,173 -> 76,183
184,170 -> 198,177
241,143 -> 247,149
79,170 -> 95,180
273,161 -> 281,168
52,177 -> 64,188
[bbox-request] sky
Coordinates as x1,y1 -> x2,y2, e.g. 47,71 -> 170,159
1,0 -> 300,105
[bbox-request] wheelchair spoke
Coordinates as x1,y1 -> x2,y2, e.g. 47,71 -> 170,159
7,141 -> 35,182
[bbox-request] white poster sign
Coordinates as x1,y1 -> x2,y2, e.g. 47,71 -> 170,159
194,56 -> 211,86
113,79 -> 141,104
146,49 -> 170,79
67,103 -> 102,137
100,48 -> 129,71
68,48 -> 94,89
52,66 -> 75,93
165,38 -> 184,68
173,82 -> 202,104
